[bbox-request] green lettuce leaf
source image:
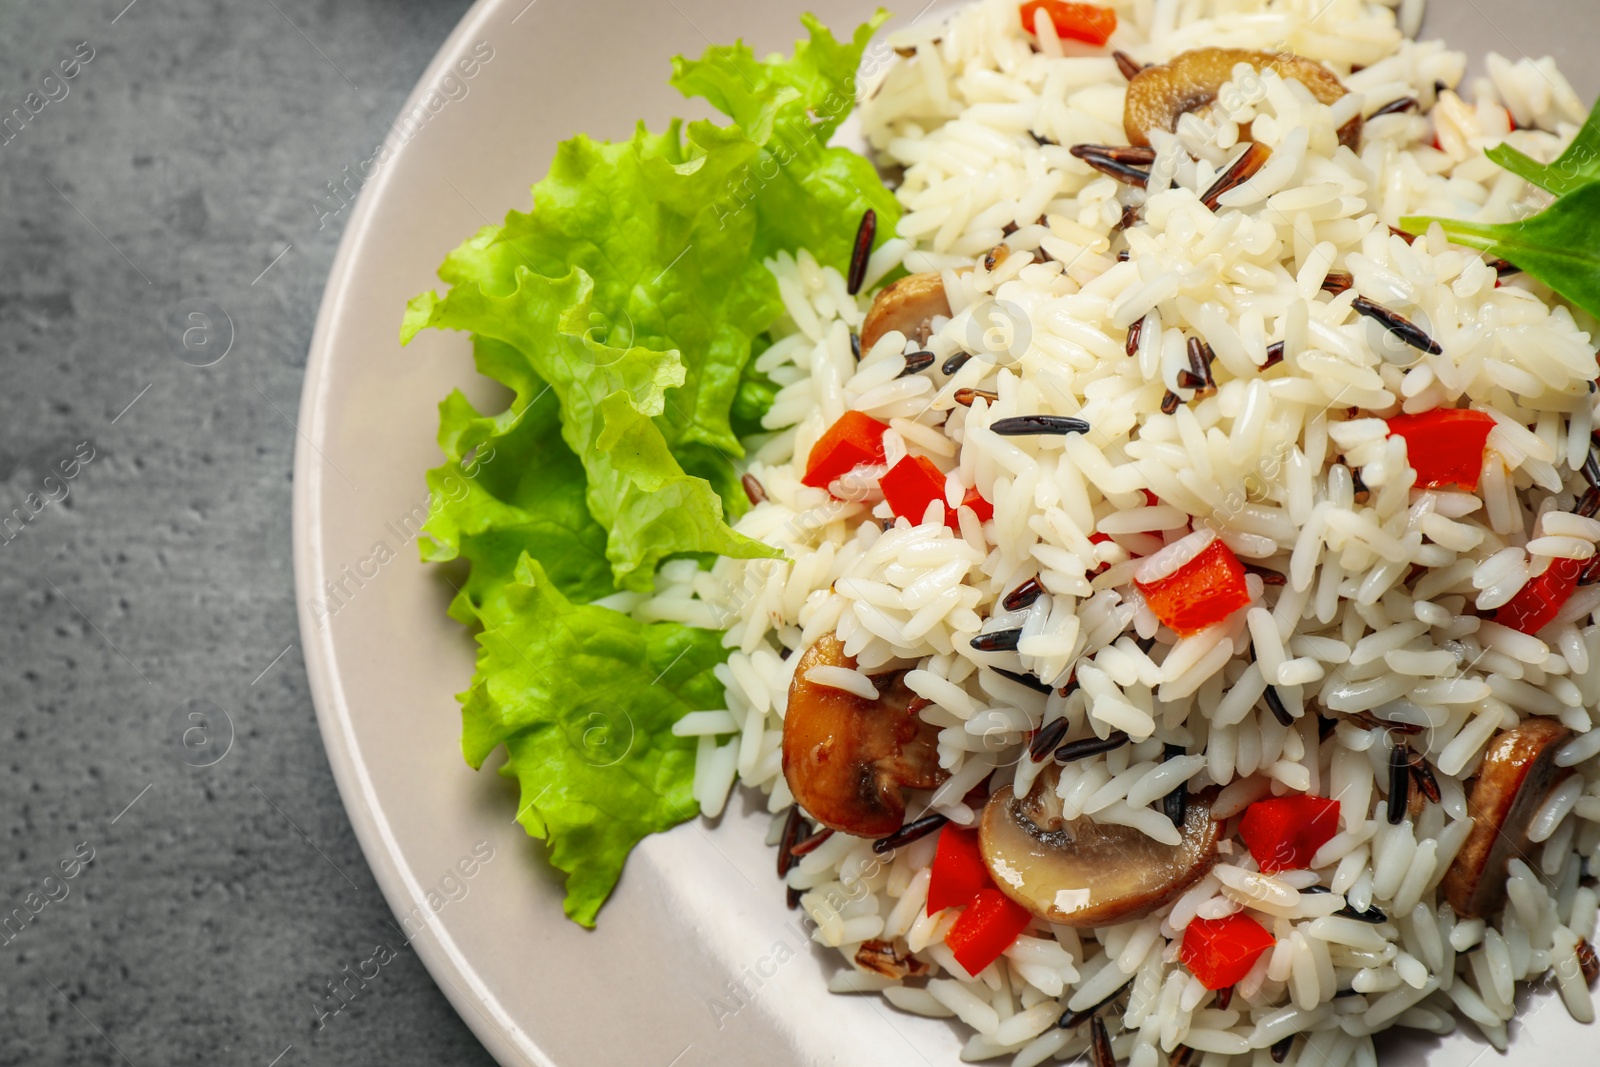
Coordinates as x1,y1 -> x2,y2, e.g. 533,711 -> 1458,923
403,13 -> 900,924
672,11 -> 899,273
462,556 -> 728,926
669,12 -> 877,143
422,337 -> 613,615
405,265 -> 776,591
414,121 -> 776,458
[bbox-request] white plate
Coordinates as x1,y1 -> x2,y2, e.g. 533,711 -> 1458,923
293,3 -> 1598,1064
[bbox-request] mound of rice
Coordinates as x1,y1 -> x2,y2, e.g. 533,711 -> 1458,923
605,0 -> 1600,1062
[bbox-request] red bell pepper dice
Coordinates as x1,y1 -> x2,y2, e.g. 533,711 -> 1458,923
802,411 -> 889,491
959,486 -> 994,524
1238,795 -> 1341,873
1135,536 -> 1252,636
1385,409 -> 1496,491
927,826 -> 989,915
1018,0 -> 1118,45
945,888 -> 1033,976
881,454 -> 948,525
1180,913 -> 1276,990
881,455 -> 993,529
1495,557 -> 1583,635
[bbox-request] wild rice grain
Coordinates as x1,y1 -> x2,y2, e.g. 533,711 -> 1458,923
1351,297 -> 1444,355
791,826 -> 834,857
898,351 -> 936,377
1246,564 -> 1288,586
990,414 -> 1092,436
1076,153 -> 1151,187
971,628 -> 1024,652
1578,937 -> 1598,984
1200,142 -> 1272,210
1185,337 -> 1216,396
1371,97 -> 1419,116
1113,50 -> 1143,80
872,812 -> 948,855
1408,751 -> 1442,803
847,208 -> 876,296
1321,270 -> 1354,295
741,473 -> 768,505
1003,575 -> 1044,611
1089,1016 -> 1114,1067
1264,685 -> 1294,726
1163,742 -> 1189,827
941,351 -> 973,375
777,805 -> 805,876
1270,1036 -> 1294,1063
1058,979 -> 1133,1029
1030,717 -> 1070,762
954,387 -> 999,407
1069,144 -> 1156,166
1057,731 -> 1131,762
1337,903 -> 1389,924
1387,744 -> 1411,825
992,666 -> 1055,694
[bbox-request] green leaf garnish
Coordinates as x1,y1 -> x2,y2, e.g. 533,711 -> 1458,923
403,14 -> 900,924
461,556 -> 729,927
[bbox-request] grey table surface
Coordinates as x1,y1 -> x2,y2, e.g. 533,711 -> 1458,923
0,1 -> 491,1064
3,1 -> 1599,1066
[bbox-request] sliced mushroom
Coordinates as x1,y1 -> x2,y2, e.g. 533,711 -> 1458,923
1124,48 -> 1362,152
1441,718 -> 1574,919
979,768 -> 1220,927
781,633 -> 947,837
859,271 -> 951,354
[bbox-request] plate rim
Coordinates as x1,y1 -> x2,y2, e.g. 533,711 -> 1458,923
291,0 -> 549,1063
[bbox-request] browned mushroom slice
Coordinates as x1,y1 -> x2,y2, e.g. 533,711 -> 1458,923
860,271 -> 951,353
781,633 -> 948,837
1441,718 -> 1574,919
979,769 -> 1220,927
1124,48 -> 1362,152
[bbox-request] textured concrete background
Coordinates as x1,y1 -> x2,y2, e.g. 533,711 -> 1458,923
0,1 -> 491,1064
